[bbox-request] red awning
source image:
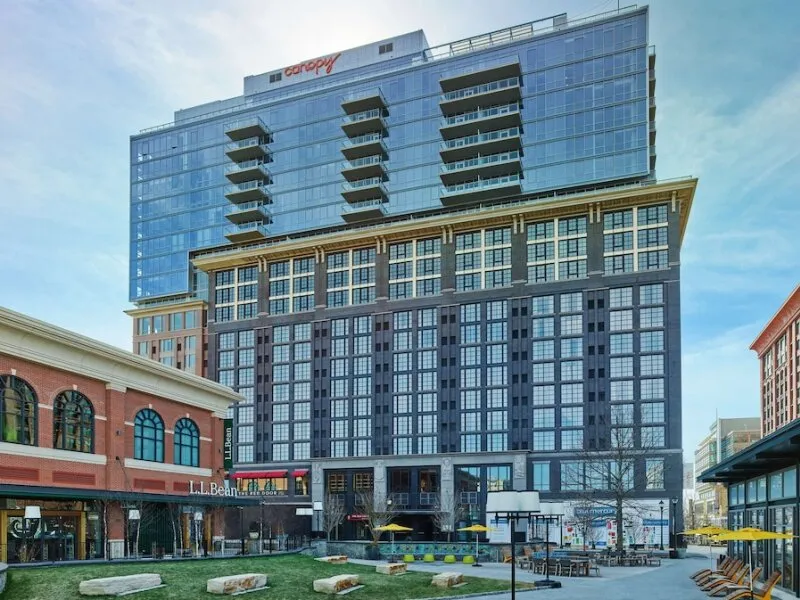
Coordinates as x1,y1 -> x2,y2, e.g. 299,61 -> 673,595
231,470 -> 287,479
292,469 -> 309,477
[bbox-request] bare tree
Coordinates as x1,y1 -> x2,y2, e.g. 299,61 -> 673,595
323,493 -> 347,541
570,499 -> 601,550
356,491 -> 397,544
562,426 -> 670,552
431,493 -> 465,542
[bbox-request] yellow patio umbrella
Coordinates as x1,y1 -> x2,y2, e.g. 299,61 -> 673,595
458,524 -> 495,566
374,523 -> 413,561
680,526 -> 731,569
714,528 -> 795,598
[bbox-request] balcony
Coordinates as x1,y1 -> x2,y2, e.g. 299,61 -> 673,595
341,199 -> 387,223
341,90 -> 387,115
342,155 -> 386,182
225,137 -> 270,162
440,61 -> 521,93
341,177 -> 388,204
341,132 -> 388,161
649,96 -> 656,120
649,120 -> 657,145
342,108 -> 387,138
225,201 -> 272,225
440,173 -> 522,206
224,180 -> 270,204
224,160 -> 271,184
649,68 -> 656,95
440,77 -> 521,114
440,150 -> 522,185
224,116 -> 271,142
439,102 -> 521,140
440,126 -> 521,162
224,221 -> 269,243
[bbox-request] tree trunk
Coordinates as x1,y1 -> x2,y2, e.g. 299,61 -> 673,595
616,498 -> 624,552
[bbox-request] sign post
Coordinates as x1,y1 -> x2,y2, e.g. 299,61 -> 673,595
223,418 -> 233,471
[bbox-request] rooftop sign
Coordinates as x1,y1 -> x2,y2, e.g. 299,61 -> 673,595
284,53 -> 342,78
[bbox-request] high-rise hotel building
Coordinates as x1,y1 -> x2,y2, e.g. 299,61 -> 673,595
129,6 -> 697,538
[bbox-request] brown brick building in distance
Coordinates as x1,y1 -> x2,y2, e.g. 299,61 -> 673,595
751,284 -> 800,436
0,306 -> 246,563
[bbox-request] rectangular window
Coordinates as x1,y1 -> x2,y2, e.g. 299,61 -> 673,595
533,340 -> 555,360
640,283 -> 664,305
560,292 -> 582,313
610,380 -> 634,401
532,362 -> 554,383
641,378 -> 665,399
561,360 -> 583,381
640,354 -> 664,376
561,383 -> 583,404
640,331 -> 664,352
609,310 -> 633,331
610,333 -> 633,354
533,408 -> 555,428
533,385 -> 554,405
560,315 -> 583,336
533,431 -> 555,451
560,338 -> 582,358
642,426 -> 665,448
646,458 -> 665,490
611,404 -> 634,425
561,429 -> 583,450
533,462 -> 550,491
532,318 -> 555,337
641,402 -> 665,423
561,406 -> 583,427
610,357 -> 633,378
640,307 -> 664,328
609,287 -> 633,308
532,296 -> 554,315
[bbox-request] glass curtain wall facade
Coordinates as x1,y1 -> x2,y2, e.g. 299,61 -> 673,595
130,7 -> 654,303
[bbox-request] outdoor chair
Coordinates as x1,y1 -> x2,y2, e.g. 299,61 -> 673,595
697,560 -> 744,586
501,546 -> 513,563
708,568 -> 763,597
693,557 -> 736,581
559,558 -> 574,577
722,571 -> 781,600
700,566 -> 749,592
547,559 -> 561,576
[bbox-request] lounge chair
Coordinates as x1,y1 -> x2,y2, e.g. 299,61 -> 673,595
700,566 -> 749,592
697,560 -> 744,586
693,557 -> 734,580
708,568 -> 763,597
723,572 -> 781,600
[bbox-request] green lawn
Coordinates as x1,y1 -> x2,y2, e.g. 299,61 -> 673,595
2,554 -> 531,599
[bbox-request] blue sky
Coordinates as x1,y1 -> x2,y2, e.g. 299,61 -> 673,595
1,0 -> 798,458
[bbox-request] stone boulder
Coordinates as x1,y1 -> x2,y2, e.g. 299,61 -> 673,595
313,574 -> 360,594
316,555 -> 348,564
206,573 -> 268,595
376,563 -> 407,575
79,574 -> 162,596
431,572 -> 464,588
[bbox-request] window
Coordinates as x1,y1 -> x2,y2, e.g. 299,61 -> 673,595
641,402 -> 665,423
532,296 -> 554,315
609,310 -> 633,331
561,406 -> 583,428
533,363 -> 554,383
0,375 -> 37,445
532,317 -> 555,337
560,315 -> 582,335
533,430 -> 555,451
641,331 -> 664,352
640,354 -> 664,376
533,385 -> 554,405
642,426 -> 665,448
640,307 -> 664,328
533,462 -> 550,491
53,391 -> 93,452
561,360 -> 583,381
533,340 -> 555,360
609,287 -> 633,308
134,408 -> 164,462
610,357 -> 633,378
269,72 -> 282,83
640,283 -> 664,305
379,42 -> 393,54
611,404 -> 634,425
561,383 -> 583,404
646,458 -> 665,489
560,292 -> 582,313
610,333 -> 633,354
560,337 -> 582,358
533,408 -> 555,428
238,446 -> 253,462
561,429 -> 583,450
174,418 -> 199,467
641,378 -> 664,399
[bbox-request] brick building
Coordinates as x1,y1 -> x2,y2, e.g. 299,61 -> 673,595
751,284 -> 800,436
0,306 -> 246,562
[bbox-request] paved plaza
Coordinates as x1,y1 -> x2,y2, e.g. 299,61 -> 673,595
353,549 -> 718,600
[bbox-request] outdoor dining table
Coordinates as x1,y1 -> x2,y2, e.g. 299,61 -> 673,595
570,559 -> 592,576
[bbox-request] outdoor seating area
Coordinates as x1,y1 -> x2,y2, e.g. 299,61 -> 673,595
690,556 -> 781,600
510,547 -> 603,577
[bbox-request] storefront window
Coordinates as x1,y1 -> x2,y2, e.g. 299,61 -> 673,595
784,469 -> 797,499
0,374 -> 38,445
53,391 -> 94,453
770,473 -> 784,500
236,477 -> 288,496
327,473 -> 346,493
134,408 -> 164,462
486,466 -> 512,492
294,475 -> 309,496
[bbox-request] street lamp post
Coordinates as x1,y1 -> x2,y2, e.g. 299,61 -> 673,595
238,506 -> 245,555
487,491 -> 562,598
670,497 -> 678,552
313,501 -> 323,539
659,500 -> 665,550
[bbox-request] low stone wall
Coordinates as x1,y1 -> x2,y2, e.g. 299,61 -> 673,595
0,562 -> 7,594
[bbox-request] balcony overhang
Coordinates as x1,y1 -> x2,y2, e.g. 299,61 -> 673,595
341,91 -> 387,115
225,203 -> 272,225
440,83 -> 521,114
440,178 -> 522,206
440,62 -> 521,92
342,115 -> 387,138
342,160 -> 386,182
341,137 -> 388,161
439,128 -> 522,162
224,162 -> 271,184
224,223 -> 269,243
225,117 -> 271,142
225,183 -> 270,204
341,181 -> 388,204
225,140 -> 270,162
439,108 -> 521,140
440,157 -> 522,186
341,200 -> 387,223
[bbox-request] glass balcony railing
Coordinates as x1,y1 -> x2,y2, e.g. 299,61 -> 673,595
346,108 -> 383,123
344,132 -> 384,147
224,222 -> 269,238
224,159 -> 270,175
225,137 -> 268,153
225,201 -> 271,217
224,116 -> 270,140
342,198 -> 386,213
443,102 -> 519,127
346,155 -> 383,169
225,180 -> 268,194
442,77 -> 519,102
442,150 -> 520,172
442,127 -> 520,150
442,173 -> 521,195
346,177 -> 384,190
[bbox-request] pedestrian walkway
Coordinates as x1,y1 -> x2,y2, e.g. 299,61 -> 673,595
352,554 -> 713,600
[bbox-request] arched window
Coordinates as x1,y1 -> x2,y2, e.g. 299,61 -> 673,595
134,409 -> 164,462
0,375 -> 38,445
53,391 -> 94,452
173,418 -> 199,467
